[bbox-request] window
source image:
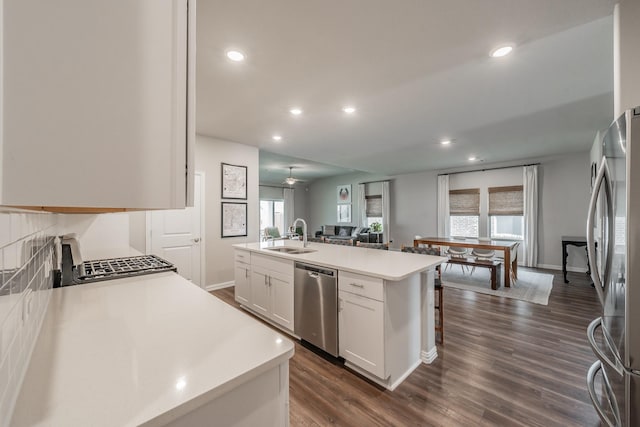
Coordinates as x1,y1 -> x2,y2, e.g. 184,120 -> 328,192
490,216 -> 524,240
365,195 -> 383,230
449,188 -> 480,238
488,186 -> 523,240
259,200 -> 284,236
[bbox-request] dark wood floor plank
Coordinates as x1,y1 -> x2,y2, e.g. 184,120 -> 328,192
212,268 -> 601,426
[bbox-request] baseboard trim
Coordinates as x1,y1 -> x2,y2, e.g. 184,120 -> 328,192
421,347 -> 438,364
536,264 -> 588,273
388,359 -> 423,391
206,280 -> 234,292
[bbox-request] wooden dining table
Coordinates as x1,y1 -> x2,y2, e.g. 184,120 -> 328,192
413,237 -> 520,287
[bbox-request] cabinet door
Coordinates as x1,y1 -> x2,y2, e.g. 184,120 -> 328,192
250,267 -> 270,317
338,290 -> 386,379
269,270 -> 294,331
2,0 -> 194,209
234,263 -> 251,306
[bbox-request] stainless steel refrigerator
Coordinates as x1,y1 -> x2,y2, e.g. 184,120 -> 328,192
586,106 -> 640,426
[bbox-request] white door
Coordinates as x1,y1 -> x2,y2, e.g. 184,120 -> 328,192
150,173 -> 203,286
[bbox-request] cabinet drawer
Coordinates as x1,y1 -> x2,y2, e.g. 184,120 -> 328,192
339,271 -> 384,301
234,250 -> 251,264
252,253 -> 294,276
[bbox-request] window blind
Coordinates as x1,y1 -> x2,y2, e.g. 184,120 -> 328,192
488,185 -> 523,215
365,195 -> 382,217
449,188 -> 480,215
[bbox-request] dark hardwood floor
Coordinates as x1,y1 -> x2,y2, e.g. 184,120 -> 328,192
211,268 -> 601,426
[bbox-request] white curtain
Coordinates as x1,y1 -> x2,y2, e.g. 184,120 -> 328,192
381,181 -> 390,243
437,175 -> 450,238
283,188 -> 295,234
523,165 -> 539,267
358,183 -> 367,227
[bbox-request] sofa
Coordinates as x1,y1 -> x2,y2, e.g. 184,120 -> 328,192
315,225 -> 371,243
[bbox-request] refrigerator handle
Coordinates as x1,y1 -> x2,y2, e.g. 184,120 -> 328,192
587,360 -> 621,427
586,157 -> 613,307
587,317 -> 624,376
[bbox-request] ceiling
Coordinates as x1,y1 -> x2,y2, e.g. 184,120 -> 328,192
196,0 -> 616,178
259,151 -> 356,185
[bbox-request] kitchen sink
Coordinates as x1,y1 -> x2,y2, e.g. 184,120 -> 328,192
265,247 -> 316,255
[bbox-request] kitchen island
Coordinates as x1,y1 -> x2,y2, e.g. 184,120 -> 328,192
11,272 -> 294,427
233,240 -> 445,390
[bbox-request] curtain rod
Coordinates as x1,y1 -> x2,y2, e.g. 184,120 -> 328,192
358,179 -> 391,185
437,163 -> 540,177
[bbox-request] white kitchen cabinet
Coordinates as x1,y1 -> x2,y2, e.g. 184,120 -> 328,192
246,254 -> 294,332
0,0 -> 195,211
268,270 -> 294,331
338,271 -> 386,379
250,266 -> 271,318
234,250 -> 251,306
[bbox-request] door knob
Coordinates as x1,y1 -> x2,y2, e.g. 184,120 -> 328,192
193,238 -> 201,243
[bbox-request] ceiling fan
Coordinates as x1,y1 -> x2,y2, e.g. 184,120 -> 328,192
282,166 -> 304,186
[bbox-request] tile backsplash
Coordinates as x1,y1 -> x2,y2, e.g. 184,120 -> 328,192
0,211 -> 58,426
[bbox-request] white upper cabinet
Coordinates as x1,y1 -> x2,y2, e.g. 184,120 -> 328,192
0,0 -> 195,211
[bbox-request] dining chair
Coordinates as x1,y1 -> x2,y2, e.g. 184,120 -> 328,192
444,246 -> 469,274
470,248 -> 496,275
355,241 -> 389,250
401,245 -> 444,344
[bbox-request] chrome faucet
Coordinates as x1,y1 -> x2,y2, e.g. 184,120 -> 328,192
292,218 -> 308,247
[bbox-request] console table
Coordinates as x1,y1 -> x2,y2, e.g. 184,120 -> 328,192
561,236 -> 592,283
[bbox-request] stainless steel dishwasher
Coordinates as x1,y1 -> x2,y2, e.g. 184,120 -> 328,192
294,262 -> 338,357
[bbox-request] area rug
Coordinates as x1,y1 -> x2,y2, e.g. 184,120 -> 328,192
441,267 -> 553,305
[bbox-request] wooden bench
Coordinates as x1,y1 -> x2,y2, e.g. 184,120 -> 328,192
446,258 -> 503,290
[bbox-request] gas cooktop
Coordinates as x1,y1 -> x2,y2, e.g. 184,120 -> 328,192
76,255 -> 177,283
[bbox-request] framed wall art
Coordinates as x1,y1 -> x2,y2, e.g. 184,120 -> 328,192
221,202 -> 247,237
222,163 -> 247,200
337,184 -> 351,204
337,204 -> 352,223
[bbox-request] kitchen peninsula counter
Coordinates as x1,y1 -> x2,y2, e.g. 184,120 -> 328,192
233,240 -> 446,390
11,272 -> 294,426
234,240 -> 445,280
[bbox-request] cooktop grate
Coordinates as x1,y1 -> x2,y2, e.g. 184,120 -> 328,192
78,255 -> 176,282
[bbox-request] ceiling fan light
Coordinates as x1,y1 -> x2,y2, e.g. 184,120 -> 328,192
285,177 -> 296,185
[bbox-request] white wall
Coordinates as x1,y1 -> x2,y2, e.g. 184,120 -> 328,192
196,135 -> 259,287
391,170 -> 438,246
60,213 -> 130,259
307,152 -> 591,270
307,172 -> 388,236
538,152 -> 591,271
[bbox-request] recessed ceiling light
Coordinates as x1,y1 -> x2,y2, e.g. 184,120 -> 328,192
272,135 -> 282,142
342,106 -> 356,114
468,156 -> 477,161
440,139 -> 452,145
290,108 -> 303,116
490,45 -> 513,58
226,50 -> 245,62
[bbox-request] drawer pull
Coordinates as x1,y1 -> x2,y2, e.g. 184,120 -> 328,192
350,283 -> 364,288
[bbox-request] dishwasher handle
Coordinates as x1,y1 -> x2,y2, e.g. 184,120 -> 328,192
295,262 -> 336,277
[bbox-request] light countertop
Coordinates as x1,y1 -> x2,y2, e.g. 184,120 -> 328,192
11,272 -> 294,426
234,241 -> 445,281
